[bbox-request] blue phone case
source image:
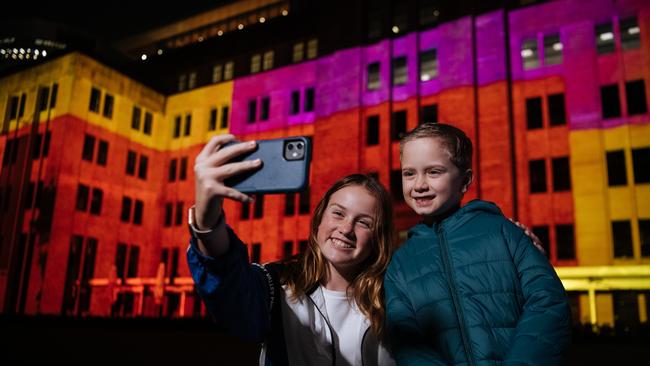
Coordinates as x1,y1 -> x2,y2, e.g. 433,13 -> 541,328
224,136 -> 311,194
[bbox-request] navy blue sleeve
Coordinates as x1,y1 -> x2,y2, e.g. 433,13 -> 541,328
186,226 -> 273,343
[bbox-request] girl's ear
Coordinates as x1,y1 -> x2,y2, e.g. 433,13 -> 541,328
461,169 -> 473,193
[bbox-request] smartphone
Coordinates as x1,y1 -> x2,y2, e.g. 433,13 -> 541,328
224,136 -> 311,194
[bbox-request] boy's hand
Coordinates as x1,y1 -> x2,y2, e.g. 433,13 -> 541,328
508,218 -> 546,256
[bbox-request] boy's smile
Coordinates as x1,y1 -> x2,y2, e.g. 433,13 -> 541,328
400,137 -> 472,221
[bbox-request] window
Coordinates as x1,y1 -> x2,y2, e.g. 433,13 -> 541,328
76,184 -> 89,211
556,224 -> 575,260
164,203 -> 173,227
251,54 -> 261,73
224,62 -> 234,80
612,220 -> 633,258
596,22 -> 615,54
421,104 -> 438,124
367,115 -> 379,146
50,83 -> 58,108
220,106 -> 229,129
391,170 -> 403,201
103,94 -> 114,118
292,43 -> 304,63
116,243 -> 127,279
89,87 -> 101,112
304,88 -> 315,112
639,219 -> 650,257
307,39 -> 318,59
97,140 -> 108,166
419,49 -> 438,81
625,79 -> 647,116
209,108 -> 217,130
38,86 -> 50,112
632,148 -> 650,183
548,93 -> 566,126
532,226 -> 550,258
284,192 -> 295,216
392,56 -> 408,86
291,91 -> 300,115
248,99 -> 257,123
138,155 -> 148,180
620,16 -> 640,50
175,202 -> 184,226
133,200 -> 143,225
392,110 -> 407,141
178,74 -> 187,92
126,151 -> 137,176
82,134 -> 95,161
552,157 -> 571,191
143,112 -> 152,135
299,240 -> 308,254
212,64 -> 223,83
254,195 -> 264,218
543,34 -> 562,65
89,188 -> 102,215
613,291 -> 640,328
7,95 -> 18,120
188,72 -> 197,89
283,241 -> 293,259
131,107 -> 141,130
18,93 -> 26,118
529,159 -> 547,193
606,150 -> 627,186
367,62 -> 381,91
260,97 -> 270,121
251,243 -> 261,263
521,38 -> 539,70
299,188 -> 310,214
601,84 -> 621,119
526,97 -> 543,129
169,159 -> 177,182
180,157 -> 188,181
263,51 -> 274,71
127,246 -> 140,278
184,114 -> 191,136
121,197 -> 132,222
173,116 -> 181,138
241,202 -> 250,220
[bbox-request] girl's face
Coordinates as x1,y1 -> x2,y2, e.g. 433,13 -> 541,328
316,185 -> 377,274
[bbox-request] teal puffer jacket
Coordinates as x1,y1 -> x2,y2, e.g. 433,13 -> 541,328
385,200 -> 571,366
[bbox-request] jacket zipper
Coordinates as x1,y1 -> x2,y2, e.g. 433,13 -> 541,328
437,223 -> 476,366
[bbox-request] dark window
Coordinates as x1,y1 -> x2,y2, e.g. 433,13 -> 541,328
299,188 -> 310,215
43,131 -> 50,157
175,202 -> 184,226
260,97 -> 270,121
543,34 -> 562,66
126,151 -> 137,176
184,114 -> 191,136
391,170 -> 403,201
392,56 -> 408,86
90,188 -> 102,215
143,112 -> 152,135
164,202 -> 173,227
526,97 -> 543,129
521,38 -> 539,70
291,91 -> 300,115
612,220 -> 633,258
639,219 -> 650,257
632,148 -> 650,183
367,62 -> 381,90
97,140 -> 108,166
173,116 -> 181,138
601,84 -> 621,119
304,88 -> 314,112
421,104 -> 438,124
298,240 -> 308,254
115,243 -> 128,279
556,224 -> 575,260
179,157 -> 188,181
82,134 -> 95,161
8,95 -> 18,120
121,197 -> 132,222
38,86 -> 50,112
32,133 -> 42,159
248,99 -> 257,123
625,79 -> 647,115
169,159 -> 177,182
529,159 -> 547,193
532,226 -> 550,258
606,150 -> 627,186
133,200 -> 143,225
220,106 -> 229,129
283,241 -> 293,259
209,109 -> 217,131
596,22 -> 615,54
284,193 -> 295,216
548,93 -> 566,126
103,94 -> 114,118
392,110 -> 407,141
620,17 -> 641,50
254,195 -> 264,218
89,87 -> 101,112
251,243 -> 261,263
131,106 -> 141,130
552,157 -> 571,191
76,184 -> 89,211
50,83 -> 58,109
367,115 -> 379,146
127,246 -> 140,278
241,202 -> 250,220
138,155 -> 148,180
613,291 -> 640,328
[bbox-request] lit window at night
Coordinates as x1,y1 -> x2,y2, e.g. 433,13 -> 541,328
251,54 -> 261,73
292,42 -> 304,63
419,49 -> 438,81
367,62 -> 381,91
620,16 -> 640,50
521,38 -> 539,70
596,22 -> 615,54
263,51 -> 274,71
543,33 -> 562,65
306,38 -> 318,59
392,56 -> 408,86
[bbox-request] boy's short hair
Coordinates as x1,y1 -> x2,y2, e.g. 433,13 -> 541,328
400,123 -> 473,172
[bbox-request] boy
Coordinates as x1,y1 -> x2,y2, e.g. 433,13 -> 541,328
384,123 -> 571,365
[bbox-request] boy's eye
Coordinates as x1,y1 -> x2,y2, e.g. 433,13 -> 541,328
402,171 -> 414,177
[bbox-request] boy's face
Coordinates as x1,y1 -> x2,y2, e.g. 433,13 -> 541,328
400,137 -> 471,220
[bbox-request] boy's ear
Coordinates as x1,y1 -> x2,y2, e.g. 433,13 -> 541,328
461,169 -> 473,193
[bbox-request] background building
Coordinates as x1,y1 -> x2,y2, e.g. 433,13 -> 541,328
0,0 -> 649,330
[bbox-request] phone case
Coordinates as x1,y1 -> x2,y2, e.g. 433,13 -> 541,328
224,136 -> 311,194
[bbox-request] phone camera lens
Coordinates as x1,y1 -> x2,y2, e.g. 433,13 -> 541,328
297,142 -> 304,149
288,143 -> 294,150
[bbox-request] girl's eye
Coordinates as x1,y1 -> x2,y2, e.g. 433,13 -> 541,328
358,221 -> 371,228
332,210 -> 343,217
402,171 -> 413,177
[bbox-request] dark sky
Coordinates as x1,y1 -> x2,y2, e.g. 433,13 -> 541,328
3,0 -> 236,41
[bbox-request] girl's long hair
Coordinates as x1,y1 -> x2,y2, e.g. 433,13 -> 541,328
282,174 -> 395,337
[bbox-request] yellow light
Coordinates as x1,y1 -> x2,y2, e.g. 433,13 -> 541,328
259,17 -> 266,23
141,54 -> 147,61
157,49 -> 163,55
392,26 -> 399,34
198,36 -> 204,42
282,9 -> 288,16
42,50 -> 47,56
217,30 -> 224,36
238,24 -> 244,30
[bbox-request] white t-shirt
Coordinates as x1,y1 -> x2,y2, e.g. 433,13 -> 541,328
321,286 -> 365,366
